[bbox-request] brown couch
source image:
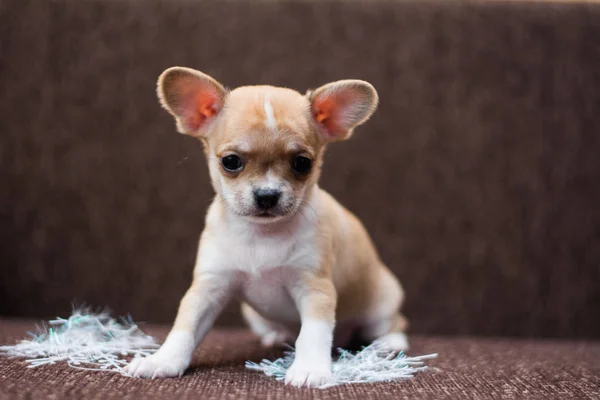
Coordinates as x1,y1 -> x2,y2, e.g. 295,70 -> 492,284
1,0 -> 599,398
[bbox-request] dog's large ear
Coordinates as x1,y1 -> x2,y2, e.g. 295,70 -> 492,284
307,80 -> 378,142
157,67 -> 227,137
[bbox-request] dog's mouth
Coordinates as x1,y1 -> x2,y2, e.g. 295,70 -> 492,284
255,211 -> 276,218
232,197 -> 299,222
243,210 -> 287,224
235,208 -> 286,220
246,206 -> 297,223
252,203 -> 297,219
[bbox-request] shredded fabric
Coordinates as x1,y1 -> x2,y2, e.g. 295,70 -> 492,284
246,342 -> 438,389
0,309 -> 158,374
1,309 -> 437,387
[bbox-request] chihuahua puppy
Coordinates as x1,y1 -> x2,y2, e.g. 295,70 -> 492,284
125,67 -> 408,387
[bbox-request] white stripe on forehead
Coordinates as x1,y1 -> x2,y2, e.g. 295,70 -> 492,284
264,100 -> 277,131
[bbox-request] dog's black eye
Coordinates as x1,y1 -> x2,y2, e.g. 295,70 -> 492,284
221,155 -> 243,172
292,156 -> 312,174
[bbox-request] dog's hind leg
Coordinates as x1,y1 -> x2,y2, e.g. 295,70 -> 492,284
241,303 -> 295,348
359,266 -> 409,352
362,313 -> 409,351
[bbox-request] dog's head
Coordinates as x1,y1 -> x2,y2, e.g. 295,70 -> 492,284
158,67 -> 378,223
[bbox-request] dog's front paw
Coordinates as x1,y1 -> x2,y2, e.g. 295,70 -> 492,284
284,362 -> 332,388
125,353 -> 189,379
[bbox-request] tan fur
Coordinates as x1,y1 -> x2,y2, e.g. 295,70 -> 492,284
313,190 -> 406,328
126,67 -> 407,387
195,82 -> 402,330
164,66 -> 406,343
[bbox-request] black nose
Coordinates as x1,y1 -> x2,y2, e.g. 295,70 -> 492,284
254,189 -> 281,210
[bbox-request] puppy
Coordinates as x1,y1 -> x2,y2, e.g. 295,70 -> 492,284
125,67 -> 408,387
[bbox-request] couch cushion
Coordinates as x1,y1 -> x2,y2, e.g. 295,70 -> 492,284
1,0 -> 600,338
1,320 -> 598,399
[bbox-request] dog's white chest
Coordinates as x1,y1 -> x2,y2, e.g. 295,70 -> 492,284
209,213 -> 320,273
228,235 -> 312,323
199,203 -> 322,324
240,268 -> 300,323
212,220 -> 319,324
235,234 -> 298,271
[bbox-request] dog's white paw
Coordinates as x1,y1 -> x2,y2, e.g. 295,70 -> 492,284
284,362 -> 332,387
260,331 -> 292,348
377,332 -> 409,352
125,353 -> 189,379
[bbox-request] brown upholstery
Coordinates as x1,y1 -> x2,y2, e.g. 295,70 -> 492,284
1,0 -> 600,340
1,320 -> 599,399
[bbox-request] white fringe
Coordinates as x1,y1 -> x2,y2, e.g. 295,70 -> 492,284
246,342 -> 438,389
0,309 -> 158,374
1,310 -> 437,387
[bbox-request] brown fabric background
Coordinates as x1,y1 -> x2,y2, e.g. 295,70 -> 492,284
1,0 -> 599,338
1,319 -> 600,400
